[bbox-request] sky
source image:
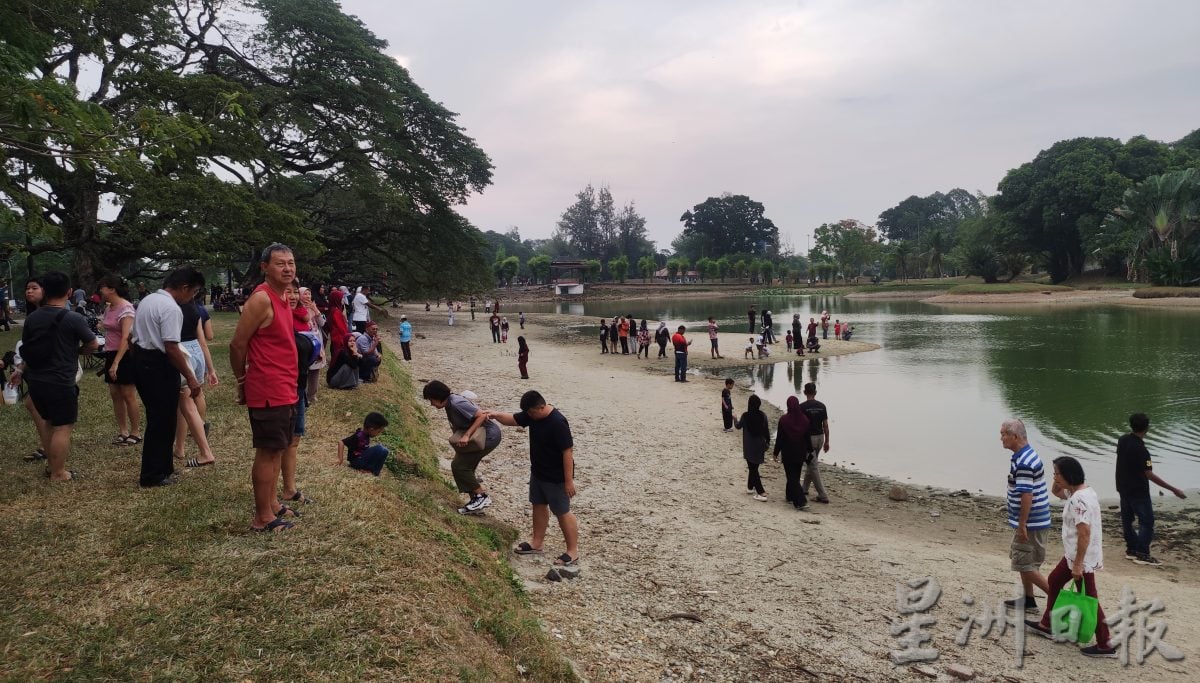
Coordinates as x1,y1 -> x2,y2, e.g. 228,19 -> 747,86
339,0 -> 1200,253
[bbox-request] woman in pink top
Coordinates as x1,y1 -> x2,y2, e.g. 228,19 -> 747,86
98,275 -> 141,445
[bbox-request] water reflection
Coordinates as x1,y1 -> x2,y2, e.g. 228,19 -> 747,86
544,295 -> 1200,497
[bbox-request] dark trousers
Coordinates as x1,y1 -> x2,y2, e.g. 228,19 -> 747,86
518,355 -> 528,378
491,327 -> 501,343
400,341 -> 411,361
1038,557 -> 1112,648
748,319 -> 756,333
747,461 -> 764,494
722,408 -> 734,430
134,347 -> 180,486
349,444 -> 390,476
620,337 -> 629,354
674,351 -> 688,380
359,353 -> 381,381
353,320 -> 367,333
601,337 -> 608,353
657,341 -> 667,358
1120,496 -> 1154,556
783,460 -> 807,507
822,327 -> 828,339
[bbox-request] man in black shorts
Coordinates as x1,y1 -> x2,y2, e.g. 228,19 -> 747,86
20,271 -> 97,481
486,390 -> 579,566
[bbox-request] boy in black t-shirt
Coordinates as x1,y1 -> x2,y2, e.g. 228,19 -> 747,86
486,390 -> 579,566
336,412 -> 390,476
1115,413 -> 1186,566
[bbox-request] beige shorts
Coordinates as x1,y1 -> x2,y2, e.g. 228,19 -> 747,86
1010,528 -> 1048,572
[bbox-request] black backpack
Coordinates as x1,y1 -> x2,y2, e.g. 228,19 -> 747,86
20,309 -> 68,369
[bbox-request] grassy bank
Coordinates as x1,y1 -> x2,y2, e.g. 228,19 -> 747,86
0,314 -> 573,681
1133,286 -> 1200,298
947,282 -> 1073,294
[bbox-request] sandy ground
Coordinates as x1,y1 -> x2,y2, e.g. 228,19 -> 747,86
395,306 -> 1199,683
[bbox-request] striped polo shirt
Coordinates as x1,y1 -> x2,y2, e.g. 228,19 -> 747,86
1007,444 -> 1052,530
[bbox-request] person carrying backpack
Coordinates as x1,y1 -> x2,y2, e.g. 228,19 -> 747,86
20,271 -> 98,481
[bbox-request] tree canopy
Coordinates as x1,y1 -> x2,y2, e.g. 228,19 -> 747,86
676,193 -> 779,260
0,0 -> 493,295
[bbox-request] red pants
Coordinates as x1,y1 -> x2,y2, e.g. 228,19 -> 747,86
518,355 -> 528,378
1039,557 -> 1111,648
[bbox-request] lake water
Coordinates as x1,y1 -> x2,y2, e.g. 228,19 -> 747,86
518,295 -> 1200,499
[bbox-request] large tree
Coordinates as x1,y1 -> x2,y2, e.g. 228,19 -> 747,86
877,189 -> 982,243
993,136 -> 1173,282
676,193 -> 780,259
553,184 -> 651,261
1,0 -> 493,293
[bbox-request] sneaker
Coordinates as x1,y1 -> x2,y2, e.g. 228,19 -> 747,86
464,494 -> 492,513
1080,644 -> 1118,658
723,428 -> 733,433
1004,597 -> 1039,613
1133,554 -> 1162,566
1024,620 -> 1054,639
753,494 -> 768,502
1124,551 -> 1138,561
746,489 -> 755,495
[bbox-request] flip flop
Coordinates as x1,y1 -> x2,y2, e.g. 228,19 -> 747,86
251,518 -> 294,533
275,504 -> 301,519
553,553 -> 578,567
185,458 -> 214,468
112,434 -> 131,445
513,542 -> 543,555
23,449 -> 47,462
125,435 -> 143,445
285,490 -> 313,504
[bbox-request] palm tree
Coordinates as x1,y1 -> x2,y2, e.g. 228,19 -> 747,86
923,229 -> 947,279
1108,168 -> 1199,281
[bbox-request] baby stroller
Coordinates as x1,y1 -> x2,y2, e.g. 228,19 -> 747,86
82,311 -> 106,371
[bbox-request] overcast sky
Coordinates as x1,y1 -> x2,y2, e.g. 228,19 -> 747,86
340,0 -> 1200,253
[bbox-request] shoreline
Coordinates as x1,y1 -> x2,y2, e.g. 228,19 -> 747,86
396,307 -> 1199,682
479,283 -> 1200,309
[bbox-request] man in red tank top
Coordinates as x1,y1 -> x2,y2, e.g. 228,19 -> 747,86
231,243 -> 300,532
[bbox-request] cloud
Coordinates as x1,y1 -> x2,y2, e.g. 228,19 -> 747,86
340,0 -> 1200,250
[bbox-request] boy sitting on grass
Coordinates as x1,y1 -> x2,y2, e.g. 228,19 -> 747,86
337,411 -> 390,475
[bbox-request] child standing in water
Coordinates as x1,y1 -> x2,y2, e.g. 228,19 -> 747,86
517,336 -> 530,379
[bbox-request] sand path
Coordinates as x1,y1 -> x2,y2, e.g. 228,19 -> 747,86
396,307 -> 1198,682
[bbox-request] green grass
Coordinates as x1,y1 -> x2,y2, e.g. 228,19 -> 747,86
0,313 -> 574,682
1133,286 -> 1200,298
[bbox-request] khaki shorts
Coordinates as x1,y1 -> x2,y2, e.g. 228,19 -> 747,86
249,404 -> 297,451
1010,528 -> 1048,572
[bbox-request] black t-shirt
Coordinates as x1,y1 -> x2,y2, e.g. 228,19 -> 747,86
798,399 -> 828,436
514,408 -> 574,483
1115,433 -> 1152,499
21,305 -> 94,386
179,303 -> 201,342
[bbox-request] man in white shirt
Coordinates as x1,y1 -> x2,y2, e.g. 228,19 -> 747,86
350,284 -> 383,333
132,267 -> 205,488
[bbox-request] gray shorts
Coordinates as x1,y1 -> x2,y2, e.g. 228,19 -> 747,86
529,477 -> 571,516
1010,528 -> 1048,572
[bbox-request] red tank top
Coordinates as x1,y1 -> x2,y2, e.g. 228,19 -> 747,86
244,283 -> 298,408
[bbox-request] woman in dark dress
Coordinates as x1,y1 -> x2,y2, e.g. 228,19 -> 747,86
773,396 -> 812,510
735,395 -> 770,500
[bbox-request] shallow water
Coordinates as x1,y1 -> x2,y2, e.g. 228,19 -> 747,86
520,295 -> 1200,498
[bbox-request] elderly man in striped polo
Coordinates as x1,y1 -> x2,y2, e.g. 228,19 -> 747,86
1000,418 -> 1053,613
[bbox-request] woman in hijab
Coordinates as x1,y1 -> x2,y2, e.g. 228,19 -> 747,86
773,396 -> 812,510
655,321 -> 670,358
326,288 -> 350,363
735,394 -> 770,501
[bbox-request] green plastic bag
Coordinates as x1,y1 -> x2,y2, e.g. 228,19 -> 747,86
1051,580 -> 1099,643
